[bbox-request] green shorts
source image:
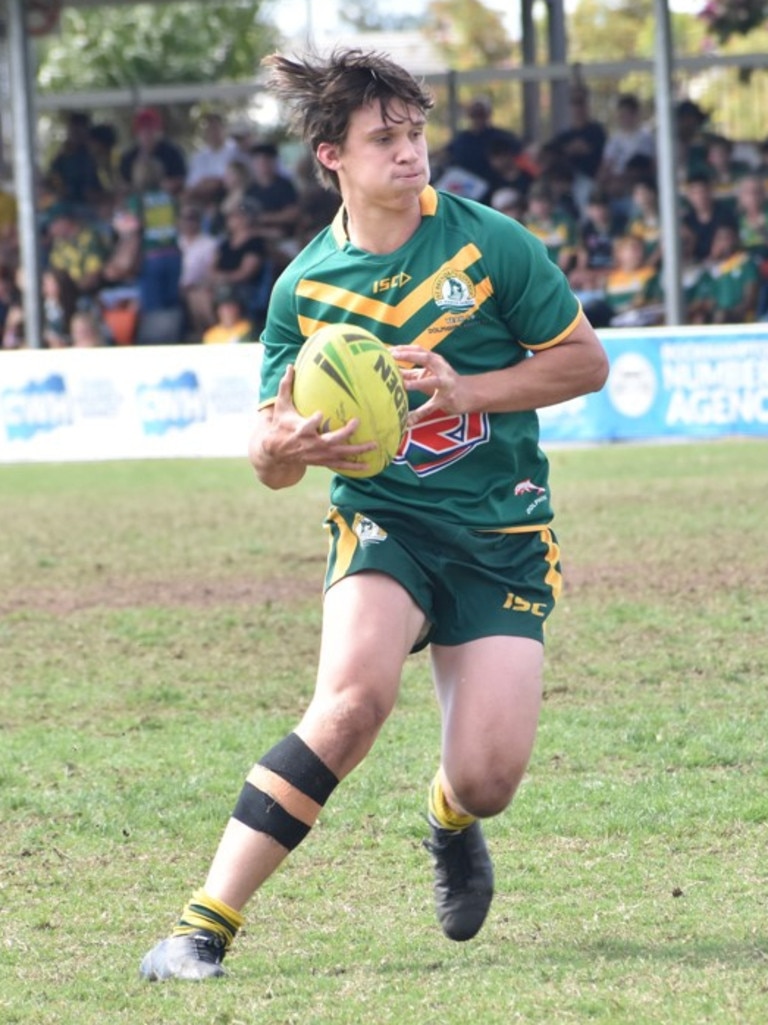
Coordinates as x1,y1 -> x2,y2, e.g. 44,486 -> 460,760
324,506 -> 562,649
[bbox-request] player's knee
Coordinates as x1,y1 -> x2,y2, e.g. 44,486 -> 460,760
451,770 -> 523,819
304,689 -> 392,767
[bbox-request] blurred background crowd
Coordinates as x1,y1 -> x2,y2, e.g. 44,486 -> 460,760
2,82 -> 768,351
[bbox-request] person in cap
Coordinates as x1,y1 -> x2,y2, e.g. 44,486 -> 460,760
119,107 -> 187,196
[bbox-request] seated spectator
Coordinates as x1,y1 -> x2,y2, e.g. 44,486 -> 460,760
194,197 -> 271,331
490,187 -> 526,222
202,285 -> 256,344
699,223 -> 760,324
42,267 -> 79,348
45,202 -> 108,300
1,302 -> 24,349
119,107 -> 187,197
523,181 -> 578,274
48,110 -> 104,210
597,93 -> 655,203
178,204 -> 219,338
88,121 -> 121,198
681,172 -> 739,262
736,173 -> 768,317
244,142 -> 300,241
71,308 -> 110,347
675,99 -> 711,182
569,190 -> 621,293
486,135 -> 536,200
679,222 -> 712,325
122,154 -> 184,344
185,111 -> 244,210
217,156 -> 253,230
285,185 -> 341,259
549,84 -> 607,216
443,95 -> 522,202
626,177 -> 662,266
705,134 -> 751,212
583,234 -> 662,327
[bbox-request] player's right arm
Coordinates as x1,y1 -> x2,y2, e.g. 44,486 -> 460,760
248,364 -> 376,489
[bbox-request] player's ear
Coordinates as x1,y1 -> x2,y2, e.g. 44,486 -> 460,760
316,142 -> 341,173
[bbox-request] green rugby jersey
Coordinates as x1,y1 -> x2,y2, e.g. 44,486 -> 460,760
259,186 -> 581,531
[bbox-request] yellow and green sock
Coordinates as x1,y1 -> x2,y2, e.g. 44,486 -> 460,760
172,889 -> 245,951
428,772 -> 476,832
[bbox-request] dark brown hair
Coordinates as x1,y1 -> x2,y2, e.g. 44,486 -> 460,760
262,47 -> 434,192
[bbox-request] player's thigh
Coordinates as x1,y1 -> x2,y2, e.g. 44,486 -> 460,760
314,570 -> 426,713
431,635 -> 543,787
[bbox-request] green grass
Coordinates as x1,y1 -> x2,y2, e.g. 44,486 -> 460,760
1,440 -> 767,1024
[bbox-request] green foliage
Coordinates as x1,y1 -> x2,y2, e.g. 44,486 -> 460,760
425,0 -> 515,69
1,441 -> 767,1023
36,1 -> 279,93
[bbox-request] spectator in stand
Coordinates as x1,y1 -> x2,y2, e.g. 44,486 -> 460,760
679,222 -> 712,324
675,99 -> 711,182
286,184 -> 341,259
682,171 -> 739,263
0,171 -> 18,267
735,173 -> 768,316
597,93 -> 655,220
217,156 -> 253,230
199,197 -> 271,332
185,112 -> 244,211
119,107 -> 187,197
41,267 -> 79,348
48,111 -> 104,210
569,189 -> 621,294
704,134 -> 751,213
70,308 -> 110,346
45,202 -> 107,301
490,187 -> 526,223
202,285 -> 255,344
1,303 -> 24,349
178,204 -> 219,339
549,84 -> 607,217
626,177 -> 662,266
122,153 -> 184,343
485,135 -> 536,201
581,234 -> 662,328
699,223 -> 760,324
244,142 -> 301,242
89,122 -> 121,198
442,95 -> 522,203
523,180 -> 578,274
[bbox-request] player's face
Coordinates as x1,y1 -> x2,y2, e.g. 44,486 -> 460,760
318,100 -> 429,207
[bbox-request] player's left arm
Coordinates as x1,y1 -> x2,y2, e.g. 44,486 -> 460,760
393,313 -> 609,425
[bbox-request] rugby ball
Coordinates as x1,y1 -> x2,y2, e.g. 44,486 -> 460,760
292,324 -> 408,478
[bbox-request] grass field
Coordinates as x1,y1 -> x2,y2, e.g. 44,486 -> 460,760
1,439 -> 767,1025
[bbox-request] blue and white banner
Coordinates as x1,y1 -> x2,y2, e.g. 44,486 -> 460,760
538,324 -> 768,444
0,344 -> 263,463
1,326 -> 767,464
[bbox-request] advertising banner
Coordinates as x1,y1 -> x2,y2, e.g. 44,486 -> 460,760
1,326 -> 767,464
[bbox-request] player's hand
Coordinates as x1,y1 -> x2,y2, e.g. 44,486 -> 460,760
391,345 -> 469,426
261,365 -> 378,473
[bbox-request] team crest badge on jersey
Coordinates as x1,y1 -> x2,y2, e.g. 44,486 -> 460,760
432,269 -> 476,311
353,514 -> 388,546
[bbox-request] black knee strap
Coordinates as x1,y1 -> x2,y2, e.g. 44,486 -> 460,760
231,733 -> 339,851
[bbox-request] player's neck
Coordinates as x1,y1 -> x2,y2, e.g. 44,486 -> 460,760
343,199 -> 422,255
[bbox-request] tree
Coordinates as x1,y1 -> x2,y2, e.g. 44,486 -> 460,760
424,0 -> 516,70
36,1 -> 280,93
699,0 -> 767,42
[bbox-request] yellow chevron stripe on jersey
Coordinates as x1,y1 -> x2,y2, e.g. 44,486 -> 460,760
298,273 -> 495,348
295,243 -> 486,332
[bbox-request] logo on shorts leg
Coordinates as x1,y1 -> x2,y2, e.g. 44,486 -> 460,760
353,514 -> 388,546
514,479 -> 546,496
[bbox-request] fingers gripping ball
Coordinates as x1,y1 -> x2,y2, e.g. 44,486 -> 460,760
292,325 -> 409,478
